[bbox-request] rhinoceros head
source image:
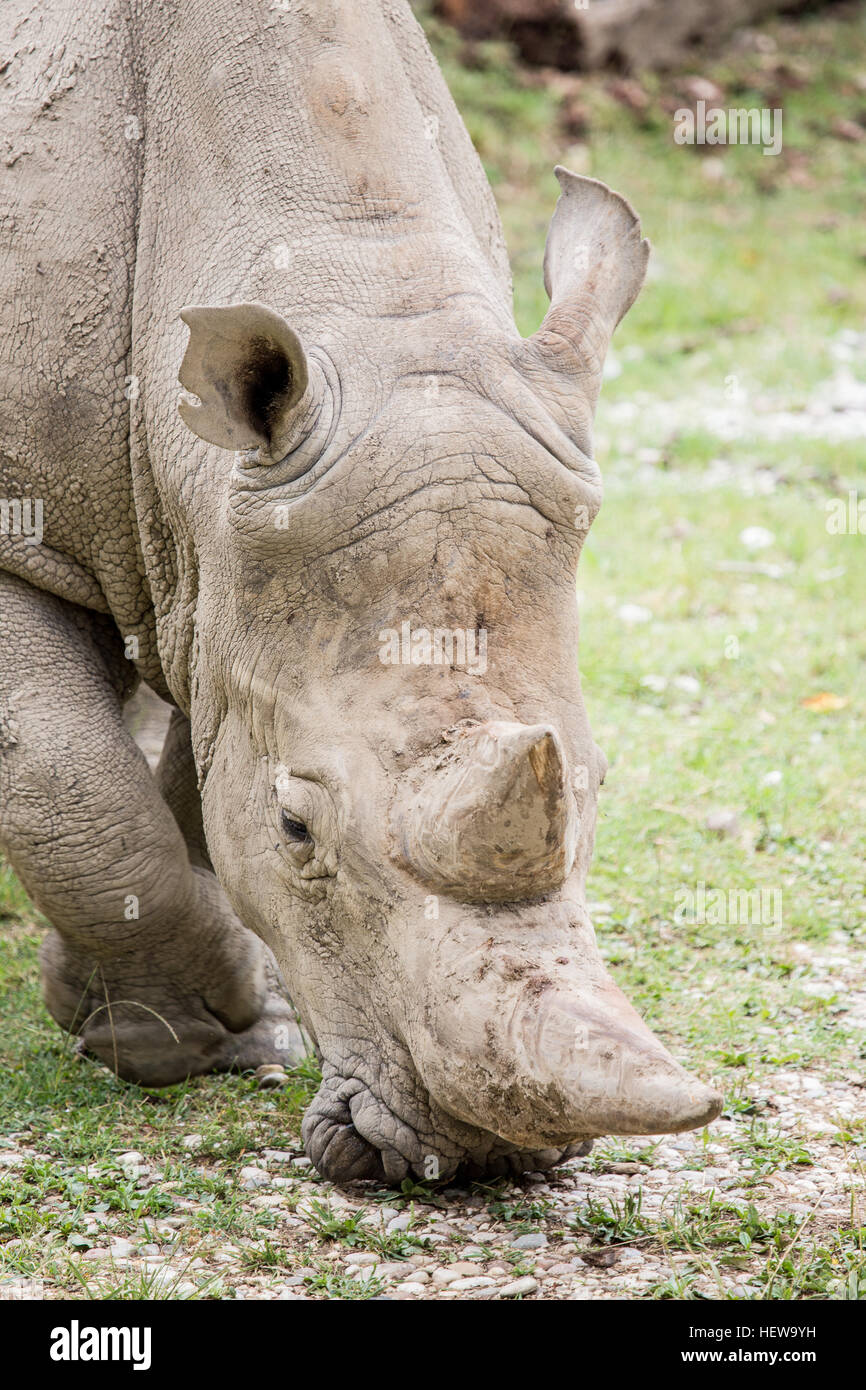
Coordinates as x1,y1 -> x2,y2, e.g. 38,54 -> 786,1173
176,171 -> 721,1181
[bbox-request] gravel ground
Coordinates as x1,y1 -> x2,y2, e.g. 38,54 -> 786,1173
2,1064 -> 863,1302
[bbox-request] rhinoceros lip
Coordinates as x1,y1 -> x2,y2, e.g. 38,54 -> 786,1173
300,1065 -> 591,1186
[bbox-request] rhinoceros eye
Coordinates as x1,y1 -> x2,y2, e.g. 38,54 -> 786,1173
281,810 -> 311,844
273,766 -> 336,878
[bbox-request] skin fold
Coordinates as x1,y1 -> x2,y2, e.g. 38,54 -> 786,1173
0,0 -> 721,1182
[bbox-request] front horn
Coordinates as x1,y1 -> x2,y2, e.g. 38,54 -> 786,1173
394,722 -> 578,902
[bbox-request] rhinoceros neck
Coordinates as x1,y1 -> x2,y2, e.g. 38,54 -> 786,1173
129,0 -> 515,708
135,0 -> 512,332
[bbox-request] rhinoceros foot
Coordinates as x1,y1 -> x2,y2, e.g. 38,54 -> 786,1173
42,921 -> 306,1088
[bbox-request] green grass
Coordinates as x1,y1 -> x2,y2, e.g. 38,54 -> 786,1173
570,1187 -> 866,1300
303,1198 -> 428,1259
3,3 -> 866,1299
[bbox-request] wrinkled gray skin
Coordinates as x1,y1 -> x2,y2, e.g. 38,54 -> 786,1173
0,0 -> 721,1182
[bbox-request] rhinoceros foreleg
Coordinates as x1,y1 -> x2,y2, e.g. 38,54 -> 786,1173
153,707 -> 212,871
0,572 -> 304,1085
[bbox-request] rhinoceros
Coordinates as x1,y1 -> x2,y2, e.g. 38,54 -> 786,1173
0,0 -> 721,1181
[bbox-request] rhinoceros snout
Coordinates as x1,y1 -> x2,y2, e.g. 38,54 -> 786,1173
399,902 -> 722,1156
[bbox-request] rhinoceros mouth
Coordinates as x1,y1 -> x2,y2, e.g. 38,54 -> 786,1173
300,1064 -> 590,1185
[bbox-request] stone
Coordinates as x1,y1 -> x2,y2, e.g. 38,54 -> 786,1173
705,808 -> 740,836
499,1276 -> 539,1298
386,1214 -> 412,1234
510,1232 -> 548,1250
372,1261 -> 414,1280
238,1166 -> 271,1190
258,1071 -> 289,1090
108,1238 -> 136,1259
116,1151 -> 144,1167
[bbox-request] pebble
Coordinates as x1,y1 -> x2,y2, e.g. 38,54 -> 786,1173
258,1072 -> 288,1090
108,1239 -> 136,1259
705,808 -> 740,836
500,1277 -> 539,1298
239,1166 -> 271,1190
117,1151 -> 144,1167
373,1262 -> 414,1280
386,1214 -> 411,1234
511,1233 -> 548,1250
115,1151 -> 149,1180
618,603 -> 653,625
616,1248 -> 646,1266
147,1268 -> 197,1298
447,1276 -> 497,1291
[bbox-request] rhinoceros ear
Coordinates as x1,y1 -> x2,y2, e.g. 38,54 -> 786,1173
524,169 -> 649,413
178,302 -> 311,459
